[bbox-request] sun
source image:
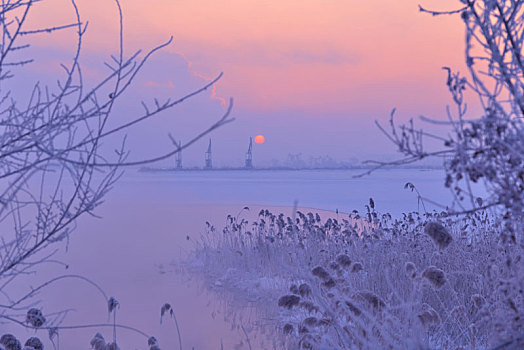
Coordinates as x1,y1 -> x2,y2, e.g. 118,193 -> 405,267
254,135 -> 265,144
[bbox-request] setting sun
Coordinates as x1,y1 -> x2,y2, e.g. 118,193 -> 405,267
254,135 -> 265,144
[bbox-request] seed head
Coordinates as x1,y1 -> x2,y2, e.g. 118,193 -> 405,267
311,266 -> 331,280
322,278 -> 336,289
278,295 -> 300,309
336,254 -> 351,267
303,317 -> 318,327
298,283 -> 312,297
424,222 -> 452,249
24,338 -> 43,350
351,262 -> 363,273
107,343 -> 119,350
471,294 -> 485,310
418,304 -> 440,329
282,324 -> 294,335
0,334 -> 21,350
26,308 -> 45,328
108,297 -> 119,313
90,333 -> 106,350
354,291 -> 386,311
345,301 -> 362,316
422,266 -> 446,289
405,261 -> 417,278
299,301 -> 319,313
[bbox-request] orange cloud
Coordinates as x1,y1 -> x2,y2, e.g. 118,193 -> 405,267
173,51 -> 227,107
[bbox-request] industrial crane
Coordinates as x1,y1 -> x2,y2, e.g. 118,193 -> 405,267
245,137 -> 253,168
205,139 -> 212,169
175,148 -> 182,169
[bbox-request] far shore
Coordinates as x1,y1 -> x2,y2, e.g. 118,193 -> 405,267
138,165 -> 443,172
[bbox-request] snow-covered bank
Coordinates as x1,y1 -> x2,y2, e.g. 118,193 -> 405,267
185,205 -> 523,349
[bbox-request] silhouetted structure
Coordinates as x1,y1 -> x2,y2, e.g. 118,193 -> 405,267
245,137 -> 253,168
175,146 -> 182,169
205,139 -> 212,169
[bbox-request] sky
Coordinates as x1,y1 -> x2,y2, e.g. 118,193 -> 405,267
12,0 -> 477,167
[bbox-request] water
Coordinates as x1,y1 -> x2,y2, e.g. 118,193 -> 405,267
2,168 -> 459,349
131,168 -> 453,215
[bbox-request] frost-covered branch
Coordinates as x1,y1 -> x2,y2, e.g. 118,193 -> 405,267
375,1 -> 524,241
0,0 -> 231,347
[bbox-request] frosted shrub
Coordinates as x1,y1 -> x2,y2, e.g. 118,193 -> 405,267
376,1 -> 524,242
186,0 -> 524,348
189,206 -> 523,349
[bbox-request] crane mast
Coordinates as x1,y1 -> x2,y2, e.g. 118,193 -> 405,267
175,149 -> 182,169
205,139 -> 212,169
245,137 -> 253,168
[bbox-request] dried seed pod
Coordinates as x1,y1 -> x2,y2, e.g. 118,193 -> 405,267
471,294 -> 485,310
354,291 -> 386,311
278,295 -> 300,309
148,336 -> 159,347
418,304 -> 440,329
0,334 -> 21,350
329,261 -> 339,270
289,284 -> 299,294
405,261 -> 417,278
299,301 -> 319,313
303,317 -> 318,327
422,266 -> 446,289
25,309 -> 45,328
424,222 -> 452,249
451,305 -> 466,319
351,262 -> 363,273
336,254 -> 351,267
90,333 -> 106,350
322,278 -> 336,289
282,324 -> 294,335
345,301 -> 362,316
108,297 -> 119,313
107,343 -> 119,350
311,266 -> 331,280
24,338 -> 43,350
298,283 -> 312,297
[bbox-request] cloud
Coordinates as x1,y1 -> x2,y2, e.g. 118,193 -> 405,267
145,80 -> 175,89
282,49 -> 359,65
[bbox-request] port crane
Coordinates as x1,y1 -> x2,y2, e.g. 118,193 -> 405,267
175,147 -> 182,169
205,139 -> 212,169
245,137 -> 253,168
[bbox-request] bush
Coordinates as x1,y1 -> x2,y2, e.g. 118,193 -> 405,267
189,207 -> 523,349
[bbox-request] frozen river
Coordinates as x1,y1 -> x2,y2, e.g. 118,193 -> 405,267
3,168 -> 462,349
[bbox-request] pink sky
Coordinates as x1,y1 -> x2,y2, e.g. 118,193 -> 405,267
20,0 -> 473,166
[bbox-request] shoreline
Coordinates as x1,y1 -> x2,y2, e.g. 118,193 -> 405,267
138,165 -> 444,173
